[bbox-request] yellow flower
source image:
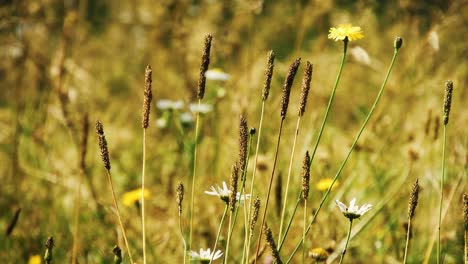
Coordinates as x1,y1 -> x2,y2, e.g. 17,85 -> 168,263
122,188 -> 150,206
309,247 -> 329,262
328,24 -> 364,42
316,178 -> 339,191
28,255 -> 42,264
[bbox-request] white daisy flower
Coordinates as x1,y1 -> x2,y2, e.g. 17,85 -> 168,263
205,181 -> 250,204
189,103 -> 213,114
179,112 -> 194,124
205,68 -> 230,81
189,248 -> 223,263
156,99 -> 184,111
335,198 -> 372,220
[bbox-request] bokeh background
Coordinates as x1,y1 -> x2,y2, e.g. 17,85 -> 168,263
0,0 -> 466,263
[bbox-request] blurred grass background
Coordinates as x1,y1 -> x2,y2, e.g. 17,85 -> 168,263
0,0 -> 466,263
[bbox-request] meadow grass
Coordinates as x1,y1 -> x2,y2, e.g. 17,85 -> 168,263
0,2 -> 466,264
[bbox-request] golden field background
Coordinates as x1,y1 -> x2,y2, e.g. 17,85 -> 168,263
0,0 -> 467,263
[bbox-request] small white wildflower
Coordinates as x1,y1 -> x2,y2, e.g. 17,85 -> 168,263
155,117 -> 168,128
205,181 -> 250,204
189,103 -> 213,114
427,30 -> 439,51
189,248 -> 223,263
335,198 -> 372,220
156,99 -> 184,111
205,68 -> 230,81
179,112 -> 194,124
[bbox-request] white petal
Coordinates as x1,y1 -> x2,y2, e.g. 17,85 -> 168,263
335,200 -> 347,212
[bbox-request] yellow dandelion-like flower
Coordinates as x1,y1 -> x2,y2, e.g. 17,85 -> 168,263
328,24 -> 364,42
28,255 -> 42,264
122,188 -> 150,206
309,247 -> 329,262
316,178 -> 339,191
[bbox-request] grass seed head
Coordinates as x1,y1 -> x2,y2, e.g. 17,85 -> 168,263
238,115 -> 248,179
229,163 -> 239,212
264,224 -> 282,264
142,65 -> 153,129
95,121 -> 111,170
301,151 -> 311,201
250,197 -> 261,232
298,62 -> 313,117
280,58 -> 301,119
407,178 -> 420,219
113,245 -> 122,264
262,50 -> 275,101
443,80 -> 453,125
197,34 -> 213,100
176,182 -> 184,216
394,37 -> 403,50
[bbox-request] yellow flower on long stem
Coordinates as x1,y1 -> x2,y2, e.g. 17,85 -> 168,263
122,188 -> 150,207
328,24 -> 364,41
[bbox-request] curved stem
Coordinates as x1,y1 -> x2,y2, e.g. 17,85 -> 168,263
307,40 -> 348,168
106,170 -> 134,264
338,220 -> 353,264
437,125 -> 447,264
285,47 -> 400,264
279,117 -> 302,242
403,218 -> 412,264
189,99 -> 202,256
179,213 -> 187,264
279,196 -> 301,248
254,119 -> 285,263
141,129 -> 147,264
209,205 -> 228,264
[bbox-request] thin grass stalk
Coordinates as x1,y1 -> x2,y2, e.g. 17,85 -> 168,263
209,205 -> 229,264
437,126 -> 447,264
437,80 -> 453,263
255,57 -> 300,263
278,117 -> 301,241
338,220 -> 353,264
226,133 -> 253,263
141,129 -> 148,263
254,119 -> 284,263
242,134 -> 255,262
403,179 -> 420,263
106,170 -> 134,263
225,210 -> 234,263
278,195 -> 301,247
285,38 -> 402,263
245,198 -> 261,264
403,219 -> 412,264
176,182 -> 186,264
302,199 -> 307,264
188,99 -> 201,256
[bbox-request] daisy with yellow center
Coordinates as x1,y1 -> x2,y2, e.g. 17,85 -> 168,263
122,188 -> 150,206
328,24 -> 364,42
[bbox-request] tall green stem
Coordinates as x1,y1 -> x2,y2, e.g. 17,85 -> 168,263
189,99 -> 202,257
209,205 -> 228,264
254,119 -> 284,263
437,126 -> 447,263
179,214 -> 187,264
338,220 -> 353,264
279,117 -> 302,242
279,196 -> 301,248
302,199 -> 307,264
307,39 -> 348,168
285,46 -> 400,264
